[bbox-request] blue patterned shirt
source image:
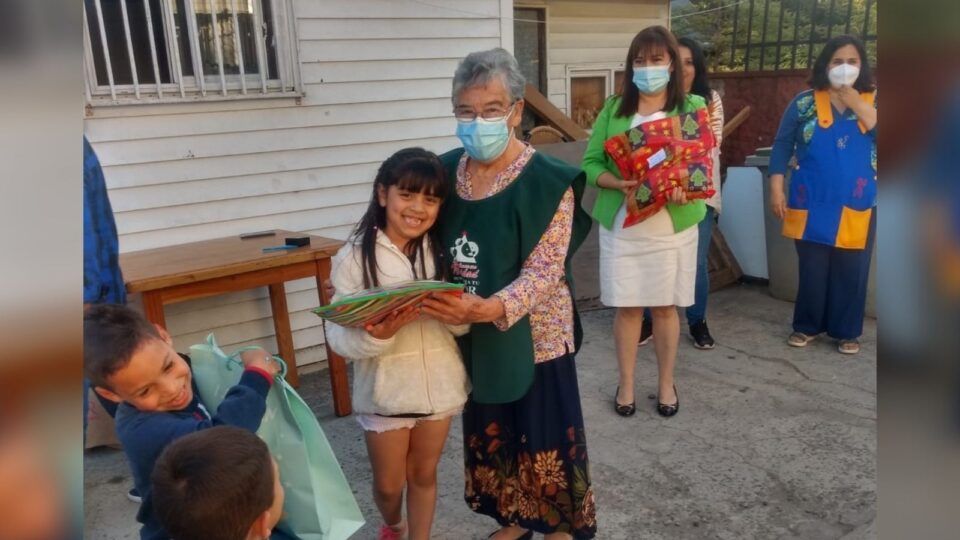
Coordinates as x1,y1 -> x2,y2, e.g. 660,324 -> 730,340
83,137 -> 126,304
770,89 -> 878,177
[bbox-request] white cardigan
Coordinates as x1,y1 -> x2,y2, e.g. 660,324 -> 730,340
325,231 -> 470,416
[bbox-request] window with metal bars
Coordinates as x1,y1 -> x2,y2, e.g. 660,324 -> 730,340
83,0 -> 300,104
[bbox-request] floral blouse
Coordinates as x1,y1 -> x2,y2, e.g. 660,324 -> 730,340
456,144 -> 575,363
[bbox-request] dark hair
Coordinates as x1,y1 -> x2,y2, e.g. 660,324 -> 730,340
352,147 -> 450,288
83,304 -> 161,389
677,37 -> 711,101
151,426 -> 275,540
617,26 -> 686,118
809,35 -> 876,92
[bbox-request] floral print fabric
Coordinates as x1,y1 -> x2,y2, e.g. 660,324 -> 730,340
462,352 -> 596,538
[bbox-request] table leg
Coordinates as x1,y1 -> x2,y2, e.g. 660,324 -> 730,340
268,282 -> 300,387
316,258 -> 352,417
141,291 -> 167,328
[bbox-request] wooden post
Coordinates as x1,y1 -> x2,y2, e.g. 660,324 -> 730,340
268,282 -> 299,387
523,84 -> 590,141
316,258 -> 352,417
141,291 -> 167,328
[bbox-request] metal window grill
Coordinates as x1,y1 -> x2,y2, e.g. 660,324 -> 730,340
674,0 -> 878,72
83,0 -> 299,104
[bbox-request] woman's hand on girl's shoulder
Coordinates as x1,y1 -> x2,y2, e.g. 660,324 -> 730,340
364,306 -> 420,340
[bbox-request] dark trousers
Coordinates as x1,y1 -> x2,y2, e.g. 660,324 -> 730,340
685,205 -> 714,325
793,210 -> 876,340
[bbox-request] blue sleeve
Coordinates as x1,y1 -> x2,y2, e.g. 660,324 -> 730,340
769,97 -> 800,176
210,370 -> 272,431
83,139 -> 104,303
82,182 -> 102,303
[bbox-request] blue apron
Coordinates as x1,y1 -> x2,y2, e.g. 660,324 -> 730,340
782,90 -> 876,249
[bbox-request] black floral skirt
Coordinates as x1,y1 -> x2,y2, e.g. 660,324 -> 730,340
463,351 -> 596,539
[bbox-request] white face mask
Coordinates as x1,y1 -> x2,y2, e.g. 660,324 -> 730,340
828,64 -> 860,88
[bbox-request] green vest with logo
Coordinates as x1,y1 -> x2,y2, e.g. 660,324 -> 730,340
439,148 -> 592,404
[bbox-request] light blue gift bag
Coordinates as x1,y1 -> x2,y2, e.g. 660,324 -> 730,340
190,334 -> 364,540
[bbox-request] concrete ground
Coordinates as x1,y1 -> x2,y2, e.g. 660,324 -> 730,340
84,283 -> 876,539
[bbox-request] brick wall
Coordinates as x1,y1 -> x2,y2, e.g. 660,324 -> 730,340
710,69 -> 810,171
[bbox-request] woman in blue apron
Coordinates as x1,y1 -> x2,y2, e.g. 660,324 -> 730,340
769,35 -> 877,354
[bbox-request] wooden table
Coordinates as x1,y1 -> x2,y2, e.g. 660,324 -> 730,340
120,230 -> 352,416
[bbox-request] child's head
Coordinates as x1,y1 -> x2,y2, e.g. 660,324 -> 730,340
354,147 -> 450,287
151,426 -> 285,540
84,304 -> 193,412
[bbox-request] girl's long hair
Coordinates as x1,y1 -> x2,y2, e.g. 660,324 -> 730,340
617,25 -> 686,118
352,147 -> 450,288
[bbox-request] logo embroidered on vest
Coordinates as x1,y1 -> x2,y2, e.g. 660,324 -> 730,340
450,232 -> 480,294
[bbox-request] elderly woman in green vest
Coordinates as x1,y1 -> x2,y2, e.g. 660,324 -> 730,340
421,48 -> 596,540
581,26 -> 708,419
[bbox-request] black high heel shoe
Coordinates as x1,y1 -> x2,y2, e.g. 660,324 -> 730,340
614,386 -> 636,417
656,385 -> 679,417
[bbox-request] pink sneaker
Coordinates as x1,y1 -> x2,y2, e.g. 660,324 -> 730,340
378,524 -> 405,540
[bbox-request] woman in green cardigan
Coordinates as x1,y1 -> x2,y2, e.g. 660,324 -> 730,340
581,26 -> 708,418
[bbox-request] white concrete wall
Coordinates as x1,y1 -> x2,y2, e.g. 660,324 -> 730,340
84,0 -> 506,369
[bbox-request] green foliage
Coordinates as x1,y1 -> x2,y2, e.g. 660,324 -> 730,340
671,0 -> 877,72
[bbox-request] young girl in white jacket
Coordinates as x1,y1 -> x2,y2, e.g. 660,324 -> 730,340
325,148 -> 469,540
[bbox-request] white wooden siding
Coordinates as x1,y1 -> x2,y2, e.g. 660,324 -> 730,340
86,0 -> 505,368
531,0 -> 668,114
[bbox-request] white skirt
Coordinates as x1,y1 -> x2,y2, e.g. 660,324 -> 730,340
599,204 -> 699,308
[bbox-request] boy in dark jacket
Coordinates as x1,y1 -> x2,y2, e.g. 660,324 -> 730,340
84,304 -> 279,540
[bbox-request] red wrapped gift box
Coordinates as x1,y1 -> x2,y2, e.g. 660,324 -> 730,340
603,109 -> 717,228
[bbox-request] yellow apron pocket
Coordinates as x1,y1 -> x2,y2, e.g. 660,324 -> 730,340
781,208 -> 808,239
835,206 -> 872,249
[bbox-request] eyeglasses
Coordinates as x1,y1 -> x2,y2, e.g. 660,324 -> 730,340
453,101 -> 517,123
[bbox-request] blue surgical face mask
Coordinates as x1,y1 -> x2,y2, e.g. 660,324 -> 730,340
632,64 -> 671,95
455,104 -> 515,162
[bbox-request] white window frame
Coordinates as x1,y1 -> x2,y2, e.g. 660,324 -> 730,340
83,0 -> 301,106
565,63 -> 625,132
564,63 -> 625,115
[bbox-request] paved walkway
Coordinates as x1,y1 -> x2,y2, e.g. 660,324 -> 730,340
84,284 -> 876,539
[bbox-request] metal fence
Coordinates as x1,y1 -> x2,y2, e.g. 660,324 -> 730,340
673,0 -> 878,72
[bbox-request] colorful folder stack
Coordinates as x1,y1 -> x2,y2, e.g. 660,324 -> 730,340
313,280 -> 464,328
